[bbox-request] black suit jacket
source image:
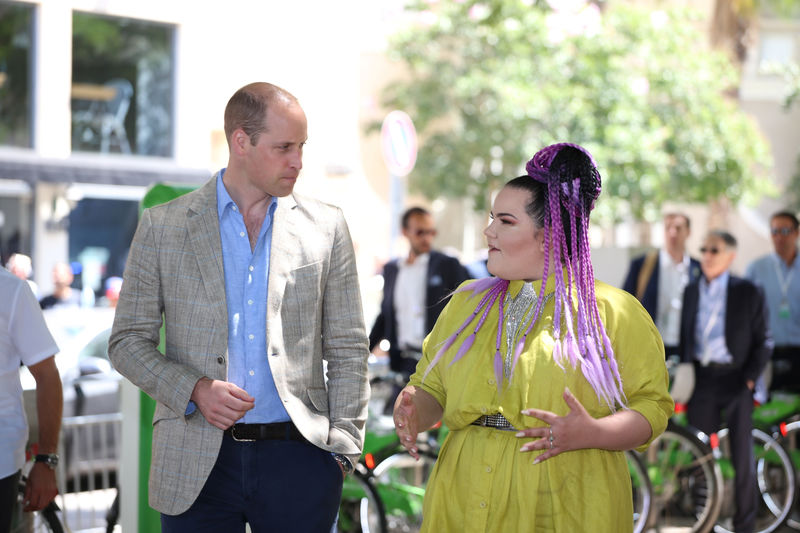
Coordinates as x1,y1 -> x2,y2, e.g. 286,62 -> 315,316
679,275 -> 772,384
622,251 -> 701,322
369,250 -> 469,371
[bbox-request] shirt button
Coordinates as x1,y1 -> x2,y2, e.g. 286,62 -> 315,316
239,231 -> 245,237
480,407 -> 488,414
248,299 -> 254,305
249,370 -> 255,376
216,356 -> 224,364
249,266 -> 254,271
248,334 -> 254,340
232,206 -> 237,211
485,466 -> 492,473
488,379 -> 495,385
479,501 -> 487,509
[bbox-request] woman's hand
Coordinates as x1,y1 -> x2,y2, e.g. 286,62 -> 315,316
394,389 -> 421,459
516,387 -> 596,464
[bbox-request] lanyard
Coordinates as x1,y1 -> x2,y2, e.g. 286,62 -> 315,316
700,284 -> 725,366
772,255 -> 796,302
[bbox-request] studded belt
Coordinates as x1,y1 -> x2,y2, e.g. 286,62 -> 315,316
471,413 -> 516,431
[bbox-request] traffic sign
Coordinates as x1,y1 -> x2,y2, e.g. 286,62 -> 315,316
381,110 -> 418,177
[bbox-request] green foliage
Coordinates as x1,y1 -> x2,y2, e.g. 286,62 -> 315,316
375,0 -> 774,221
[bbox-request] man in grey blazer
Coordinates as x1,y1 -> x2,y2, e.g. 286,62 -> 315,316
109,82 -> 369,532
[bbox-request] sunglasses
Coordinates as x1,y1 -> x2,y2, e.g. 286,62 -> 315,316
700,247 -> 721,255
771,227 -> 796,236
414,229 -> 437,237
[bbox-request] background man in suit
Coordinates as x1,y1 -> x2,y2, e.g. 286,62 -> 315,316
369,207 -> 469,381
109,82 -> 369,532
622,212 -> 701,358
745,211 -> 800,396
680,230 -> 772,533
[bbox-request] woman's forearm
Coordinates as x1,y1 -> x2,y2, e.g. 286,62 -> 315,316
587,409 -> 652,451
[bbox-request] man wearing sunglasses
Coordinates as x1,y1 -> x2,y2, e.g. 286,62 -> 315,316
745,211 -> 800,396
369,207 -> 469,393
680,230 -> 772,533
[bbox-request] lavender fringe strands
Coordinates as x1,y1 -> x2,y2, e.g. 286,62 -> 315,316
423,143 -> 626,411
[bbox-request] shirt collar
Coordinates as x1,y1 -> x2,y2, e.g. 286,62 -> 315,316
659,248 -> 689,269
700,270 -> 729,294
216,169 -> 278,220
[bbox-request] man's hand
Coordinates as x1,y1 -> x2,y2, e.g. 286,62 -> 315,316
23,462 -> 58,512
191,377 -> 255,429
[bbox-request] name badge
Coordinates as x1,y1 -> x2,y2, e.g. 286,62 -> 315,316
779,300 -> 791,319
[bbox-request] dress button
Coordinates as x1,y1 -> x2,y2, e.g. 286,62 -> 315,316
488,379 -> 495,385
249,265 -> 254,271
480,407 -> 487,414
485,466 -> 492,473
479,501 -> 487,508
239,231 -> 245,237
248,334 -> 254,340
249,370 -> 255,376
216,356 -> 224,364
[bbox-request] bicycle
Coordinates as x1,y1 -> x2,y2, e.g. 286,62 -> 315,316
755,390 -> 800,531
642,402 -> 795,533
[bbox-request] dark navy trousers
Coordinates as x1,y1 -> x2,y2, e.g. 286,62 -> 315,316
161,433 -> 343,533
688,366 -> 758,533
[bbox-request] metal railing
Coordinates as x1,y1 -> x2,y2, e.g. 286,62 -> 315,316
55,412 -> 122,532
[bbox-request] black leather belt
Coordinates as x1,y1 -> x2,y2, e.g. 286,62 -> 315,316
471,413 -> 516,431
225,422 -> 306,443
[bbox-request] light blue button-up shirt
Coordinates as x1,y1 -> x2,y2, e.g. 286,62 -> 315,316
746,253 -> 800,346
217,171 -> 289,423
694,271 -> 733,365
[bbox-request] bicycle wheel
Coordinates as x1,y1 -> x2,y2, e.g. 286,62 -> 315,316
714,427 -> 796,533
626,450 -> 652,533
338,469 -> 387,533
644,422 -> 723,533
372,450 -> 437,533
778,419 -> 800,530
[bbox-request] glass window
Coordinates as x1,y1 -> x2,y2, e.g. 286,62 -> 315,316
71,12 -> 175,157
0,1 -> 34,148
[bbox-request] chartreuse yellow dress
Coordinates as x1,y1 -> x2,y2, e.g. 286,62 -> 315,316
408,276 -> 673,533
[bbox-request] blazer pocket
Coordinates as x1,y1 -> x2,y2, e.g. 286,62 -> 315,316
152,402 -> 181,426
307,387 -> 329,413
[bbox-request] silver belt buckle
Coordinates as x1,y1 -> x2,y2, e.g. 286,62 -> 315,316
229,425 -> 256,442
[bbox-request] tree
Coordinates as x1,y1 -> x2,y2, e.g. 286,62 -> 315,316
375,0 -> 773,224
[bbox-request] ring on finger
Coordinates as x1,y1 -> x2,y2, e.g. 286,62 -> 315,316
548,427 -> 555,448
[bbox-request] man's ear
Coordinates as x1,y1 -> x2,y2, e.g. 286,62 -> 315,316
231,129 -> 249,155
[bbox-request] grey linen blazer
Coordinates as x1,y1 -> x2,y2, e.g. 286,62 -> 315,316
108,175 -> 370,515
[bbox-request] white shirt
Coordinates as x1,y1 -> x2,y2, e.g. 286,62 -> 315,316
656,249 -> 690,346
394,253 -> 429,350
0,268 -> 59,477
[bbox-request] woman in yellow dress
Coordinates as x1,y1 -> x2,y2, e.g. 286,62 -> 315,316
393,143 -> 674,532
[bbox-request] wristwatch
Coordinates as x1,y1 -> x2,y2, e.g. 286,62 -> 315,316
331,453 -> 354,475
35,453 -> 59,470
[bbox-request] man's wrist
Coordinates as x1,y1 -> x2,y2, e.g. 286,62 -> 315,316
331,453 -> 354,475
34,453 -> 59,470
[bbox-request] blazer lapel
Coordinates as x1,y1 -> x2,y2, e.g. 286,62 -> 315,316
267,195 -> 298,323
186,177 -> 227,326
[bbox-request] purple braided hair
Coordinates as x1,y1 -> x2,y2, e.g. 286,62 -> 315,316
423,143 -> 626,411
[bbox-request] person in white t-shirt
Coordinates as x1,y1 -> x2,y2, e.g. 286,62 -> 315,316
0,267 -> 61,531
